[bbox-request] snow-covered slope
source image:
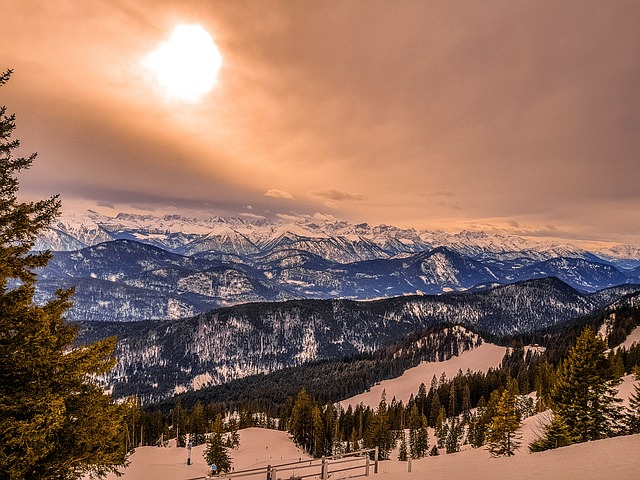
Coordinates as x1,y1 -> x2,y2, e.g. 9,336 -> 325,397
340,341 -> 507,409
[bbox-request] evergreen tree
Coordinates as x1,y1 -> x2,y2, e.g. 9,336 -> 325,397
190,400 -> 207,445
468,412 -> 482,448
445,418 -> 462,454
0,69 -> 128,480
609,352 -> 625,379
416,382 -> 428,416
289,389 -> 314,453
448,379 -> 457,417
461,384 -> 472,423
428,390 -> 441,427
122,396 -> 142,450
311,405 -> 325,457
322,403 -> 337,456
550,327 -> 622,442
469,396 -> 487,448
408,407 -> 429,459
533,362 -> 555,412
363,395 -> 393,460
203,415 -> 233,474
172,399 -> 188,446
397,431 -> 408,461
226,417 -> 240,449
486,389 -> 521,457
624,367 -> 640,434
529,414 -> 574,452
349,428 -> 360,452
435,406 -> 448,449
418,414 -> 430,453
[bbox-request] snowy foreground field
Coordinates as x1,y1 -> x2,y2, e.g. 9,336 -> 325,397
98,426 -> 640,480
97,339 -> 640,480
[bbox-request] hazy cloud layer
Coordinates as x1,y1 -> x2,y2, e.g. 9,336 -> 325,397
3,0 -> 640,243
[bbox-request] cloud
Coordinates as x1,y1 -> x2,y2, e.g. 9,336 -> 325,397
276,213 -> 308,222
310,189 -> 367,201
463,220 -> 588,243
265,189 -> 294,199
275,211 -> 337,223
239,212 -> 266,220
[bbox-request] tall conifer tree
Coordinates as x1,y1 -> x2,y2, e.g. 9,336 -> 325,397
397,431 -> 408,461
408,405 -> 429,459
363,394 -> 393,459
312,405 -> 325,457
0,69 -> 128,480
445,417 -> 462,454
435,406 -> 448,449
288,389 -> 314,453
624,368 -> 640,434
486,389 -> 521,457
203,415 -> 233,474
550,327 -> 622,442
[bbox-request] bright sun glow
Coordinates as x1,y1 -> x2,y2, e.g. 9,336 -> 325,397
143,24 -> 222,102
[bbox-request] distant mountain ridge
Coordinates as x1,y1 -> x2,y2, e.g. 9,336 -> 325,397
32,211 -> 640,322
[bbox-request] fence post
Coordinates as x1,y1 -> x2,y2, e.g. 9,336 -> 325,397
374,447 -> 379,474
266,464 -> 271,480
321,457 -> 327,480
408,457 -> 412,473
365,456 -> 370,476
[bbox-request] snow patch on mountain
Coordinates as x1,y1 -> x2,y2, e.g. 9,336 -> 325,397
340,342 -> 507,409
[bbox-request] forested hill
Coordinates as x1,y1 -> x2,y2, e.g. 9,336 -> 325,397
154,301 -> 640,417
76,278 -> 640,402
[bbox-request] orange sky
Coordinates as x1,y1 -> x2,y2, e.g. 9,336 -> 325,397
2,0 -> 640,244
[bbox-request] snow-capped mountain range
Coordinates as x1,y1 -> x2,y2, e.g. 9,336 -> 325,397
37,211 -> 640,262
33,211 -> 640,322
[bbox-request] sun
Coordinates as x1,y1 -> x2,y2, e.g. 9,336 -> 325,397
143,24 -> 222,102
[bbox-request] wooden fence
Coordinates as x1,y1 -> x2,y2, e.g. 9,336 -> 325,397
188,447 -> 379,480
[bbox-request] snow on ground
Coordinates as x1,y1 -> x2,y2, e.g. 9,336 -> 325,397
101,426 -> 640,480
378,433 -> 640,480
92,439 -> 208,480
227,427 -> 312,470
95,428 -> 312,480
340,343 -> 507,409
